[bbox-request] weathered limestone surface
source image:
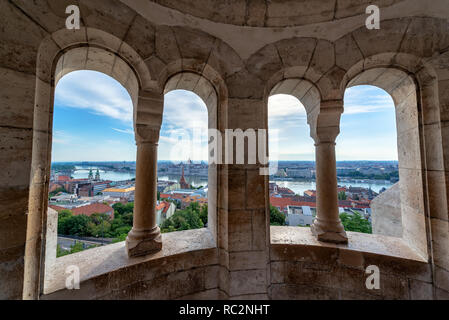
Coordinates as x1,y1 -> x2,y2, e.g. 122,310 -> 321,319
0,0 -> 449,300
371,183 -> 402,238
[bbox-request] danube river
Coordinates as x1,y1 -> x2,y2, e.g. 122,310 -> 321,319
72,167 -> 135,181
272,179 -> 393,195
72,167 -> 393,194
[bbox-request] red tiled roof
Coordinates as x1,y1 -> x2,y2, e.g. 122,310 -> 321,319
182,195 -> 208,206
161,193 -> 186,200
278,187 -> 295,194
270,196 -> 370,211
71,203 -> 114,217
156,201 -> 172,214
304,190 -> 317,197
49,205 -> 68,212
270,197 -> 316,211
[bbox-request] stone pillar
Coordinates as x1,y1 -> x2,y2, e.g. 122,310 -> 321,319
126,141 -> 162,257
217,97 -> 270,299
311,141 -> 348,243
126,90 -> 164,257
310,100 -> 348,244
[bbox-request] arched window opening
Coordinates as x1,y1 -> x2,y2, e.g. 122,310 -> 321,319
157,89 -> 209,233
336,85 -> 399,236
47,70 -> 136,264
268,93 -> 316,227
338,67 -> 427,259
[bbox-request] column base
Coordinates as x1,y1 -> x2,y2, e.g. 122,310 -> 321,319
311,221 -> 348,244
126,227 -> 162,257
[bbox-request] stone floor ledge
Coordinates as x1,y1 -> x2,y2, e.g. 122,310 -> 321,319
43,228 -> 217,296
270,226 -> 427,263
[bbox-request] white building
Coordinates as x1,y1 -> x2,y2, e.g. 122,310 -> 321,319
286,205 -> 315,226
156,201 -> 177,226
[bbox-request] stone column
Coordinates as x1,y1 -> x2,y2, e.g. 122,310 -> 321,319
126,141 -> 162,257
126,91 -> 164,257
217,97 -> 270,299
311,141 -> 348,243
310,100 -> 348,243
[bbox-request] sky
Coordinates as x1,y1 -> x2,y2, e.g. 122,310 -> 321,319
52,70 -> 398,163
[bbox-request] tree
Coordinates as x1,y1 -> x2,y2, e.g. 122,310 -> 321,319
112,233 -> 128,243
87,213 -> 112,238
270,205 -> 286,226
57,210 -> 73,234
56,241 -> 97,258
57,244 -> 70,257
112,203 -> 126,216
340,212 -> 372,234
199,204 -> 208,225
121,212 -> 133,227
338,191 -> 347,200
161,202 -> 204,233
49,187 -> 67,199
58,214 -> 90,236
112,202 -> 133,217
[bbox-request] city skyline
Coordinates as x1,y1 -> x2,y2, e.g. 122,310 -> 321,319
52,70 -> 398,162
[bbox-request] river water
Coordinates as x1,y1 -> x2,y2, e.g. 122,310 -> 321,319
72,167 -> 135,182
272,179 -> 393,195
72,167 -> 393,195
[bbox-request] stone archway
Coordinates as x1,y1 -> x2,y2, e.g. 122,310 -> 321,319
24,29 -> 150,299
345,66 -> 427,258
163,72 -> 219,244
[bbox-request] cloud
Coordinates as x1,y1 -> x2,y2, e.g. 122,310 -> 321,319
162,90 -> 208,131
268,94 -> 306,117
55,70 -> 134,123
268,94 -> 308,130
53,130 -> 73,145
112,128 -> 134,135
159,135 -> 180,144
343,104 -> 394,114
343,85 -> 395,114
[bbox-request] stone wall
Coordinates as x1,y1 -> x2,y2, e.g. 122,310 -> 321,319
270,228 -> 433,300
371,183 -> 402,238
1,0 -> 449,300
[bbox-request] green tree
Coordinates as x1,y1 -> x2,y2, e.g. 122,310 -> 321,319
56,244 -> 69,257
112,233 -> 129,243
49,187 -> 67,199
270,205 -> 286,226
112,203 -> 126,216
199,204 -> 208,225
56,241 -> 97,258
57,210 -> 73,234
161,202 -> 204,233
113,226 -> 132,237
340,212 -> 372,234
121,212 -> 133,227
87,213 -> 112,238
58,214 -> 90,236
338,191 -> 347,200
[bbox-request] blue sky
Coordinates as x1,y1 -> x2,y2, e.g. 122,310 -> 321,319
52,70 -> 398,162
